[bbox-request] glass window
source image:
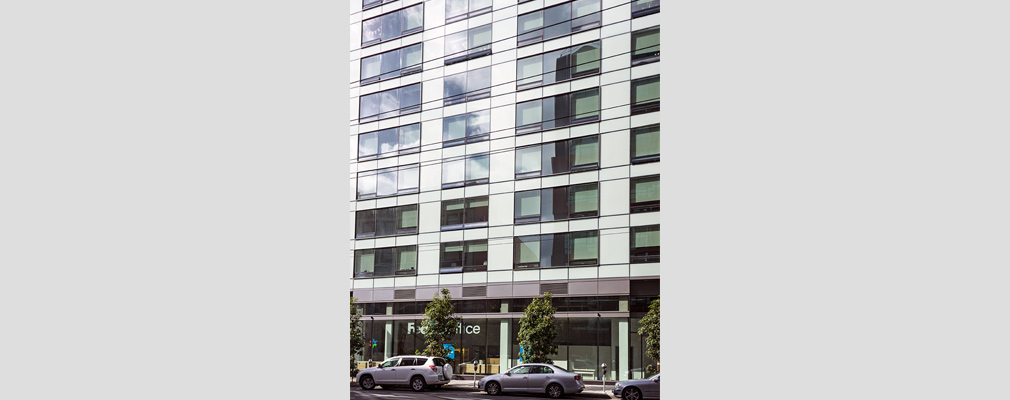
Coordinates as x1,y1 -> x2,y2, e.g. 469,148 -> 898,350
377,128 -> 398,154
466,110 -> 490,142
403,4 -> 423,32
571,41 -> 600,76
357,171 -> 377,198
442,158 -> 465,187
466,154 -> 490,183
359,84 -> 421,122
401,44 -> 423,71
397,247 -> 418,274
397,165 -> 419,193
376,207 -> 397,236
467,67 -> 491,96
469,24 -> 492,51
441,196 -> 487,229
358,131 -> 378,159
571,87 -> 600,122
465,196 -> 489,226
543,4 -> 571,41
632,27 -> 660,64
447,0 -> 492,23
442,110 -> 489,147
358,123 -> 420,160
381,11 -> 402,43
440,240 -> 488,273
630,225 -> 660,263
517,0 -> 600,46
442,114 -> 467,143
517,11 -> 544,45
514,190 -> 541,223
444,72 -> 467,103
571,0 -> 601,31
631,124 -> 660,162
517,55 -> 544,88
541,186 -> 568,221
400,83 -> 421,111
631,0 -> 660,17
569,135 -> 599,169
515,100 -> 543,131
444,30 -> 468,61
569,230 -> 598,265
630,175 -> 660,212
375,167 -> 397,197
516,41 -> 599,90
446,24 -> 493,64
543,233 -> 568,267
354,250 -> 375,277
465,240 -> 489,270
361,18 -> 381,44
440,242 -> 464,271
446,0 -> 467,21
515,146 -> 542,178
355,246 -> 418,278
441,199 -> 466,228
515,88 -> 599,134
400,124 -> 420,152
361,54 -> 382,82
357,165 -> 418,199
631,75 -> 660,114
398,205 -> 418,233
541,140 -> 569,176
362,43 -> 425,83
355,209 -> 376,238
568,183 -> 598,218
514,235 -> 541,268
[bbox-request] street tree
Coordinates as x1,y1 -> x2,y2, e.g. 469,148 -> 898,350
418,288 -> 461,358
350,296 -> 365,377
638,297 -> 660,373
517,292 -> 559,364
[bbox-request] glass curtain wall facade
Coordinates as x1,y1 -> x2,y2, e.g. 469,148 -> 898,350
349,0 -> 661,381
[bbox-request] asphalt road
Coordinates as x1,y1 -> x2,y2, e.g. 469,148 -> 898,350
349,386 -> 610,400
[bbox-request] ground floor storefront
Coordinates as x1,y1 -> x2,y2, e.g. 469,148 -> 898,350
353,296 -> 658,380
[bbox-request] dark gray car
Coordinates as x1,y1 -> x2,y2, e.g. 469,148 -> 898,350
478,363 -> 585,398
613,373 -> 660,400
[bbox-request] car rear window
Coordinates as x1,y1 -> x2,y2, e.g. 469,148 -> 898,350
548,364 -> 570,373
432,358 -> 445,366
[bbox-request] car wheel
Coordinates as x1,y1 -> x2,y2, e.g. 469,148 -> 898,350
410,376 -> 426,392
358,375 -> 375,390
623,387 -> 642,400
547,383 -> 564,398
485,381 -> 501,395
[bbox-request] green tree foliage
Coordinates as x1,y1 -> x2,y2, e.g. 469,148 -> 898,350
517,292 -> 559,364
638,297 -> 660,372
419,288 -> 461,357
350,296 -> 365,377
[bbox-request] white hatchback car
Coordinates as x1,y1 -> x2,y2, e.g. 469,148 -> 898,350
356,355 -> 453,392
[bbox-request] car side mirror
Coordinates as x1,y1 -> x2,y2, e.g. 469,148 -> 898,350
651,377 -> 659,382
505,372 -> 511,376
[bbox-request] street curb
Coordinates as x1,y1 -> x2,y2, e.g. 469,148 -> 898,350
349,382 -> 616,398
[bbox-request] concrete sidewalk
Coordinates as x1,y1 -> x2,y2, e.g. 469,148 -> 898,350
350,378 -> 617,398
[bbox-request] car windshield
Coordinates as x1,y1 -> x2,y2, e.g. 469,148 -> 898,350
648,373 -> 660,380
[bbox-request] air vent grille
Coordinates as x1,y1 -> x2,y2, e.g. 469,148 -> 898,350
462,286 -> 487,297
540,283 -> 568,295
394,289 -> 416,300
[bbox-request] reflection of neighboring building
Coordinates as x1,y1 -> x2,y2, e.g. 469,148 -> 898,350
349,0 -> 661,381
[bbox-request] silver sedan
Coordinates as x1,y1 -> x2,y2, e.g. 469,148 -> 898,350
478,363 -> 585,398
613,373 -> 661,400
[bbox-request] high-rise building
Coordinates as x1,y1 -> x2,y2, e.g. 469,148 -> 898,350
349,0 -> 660,380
